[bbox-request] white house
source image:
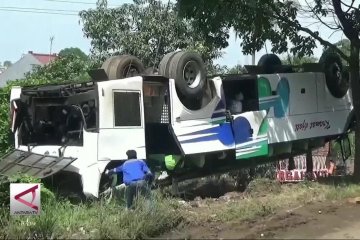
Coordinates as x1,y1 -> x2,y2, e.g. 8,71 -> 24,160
0,51 -> 57,88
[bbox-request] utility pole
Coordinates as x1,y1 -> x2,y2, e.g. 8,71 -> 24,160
49,36 -> 55,61
252,52 -> 255,65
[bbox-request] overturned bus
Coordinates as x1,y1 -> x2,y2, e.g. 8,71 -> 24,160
0,51 -> 354,198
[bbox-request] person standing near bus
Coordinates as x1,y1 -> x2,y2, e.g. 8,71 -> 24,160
106,150 -> 153,209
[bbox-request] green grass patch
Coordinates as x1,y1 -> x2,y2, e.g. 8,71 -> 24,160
0,191 -> 183,239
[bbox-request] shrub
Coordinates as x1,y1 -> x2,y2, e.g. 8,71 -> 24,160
1,189 -> 183,239
0,174 -> 55,208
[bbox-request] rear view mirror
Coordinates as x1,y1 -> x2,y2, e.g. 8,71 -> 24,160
339,135 -> 351,161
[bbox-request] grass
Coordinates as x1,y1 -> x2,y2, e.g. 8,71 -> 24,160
183,177 -> 360,224
192,179 -> 360,222
1,176 -> 360,239
0,191 -> 183,239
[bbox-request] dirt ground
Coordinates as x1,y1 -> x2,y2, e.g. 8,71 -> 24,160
161,202 -> 360,239
156,164 -> 359,240
160,195 -> 360,239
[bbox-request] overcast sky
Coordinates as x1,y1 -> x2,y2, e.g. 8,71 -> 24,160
0,0 -> 348,67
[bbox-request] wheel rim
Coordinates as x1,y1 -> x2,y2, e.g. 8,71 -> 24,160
122,65 -> 140,78
183,60 -> 202,89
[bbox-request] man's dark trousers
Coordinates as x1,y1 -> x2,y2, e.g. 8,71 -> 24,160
125,180 -> 150,209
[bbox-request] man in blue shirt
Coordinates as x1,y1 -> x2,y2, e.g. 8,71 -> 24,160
106,150 -> 153,209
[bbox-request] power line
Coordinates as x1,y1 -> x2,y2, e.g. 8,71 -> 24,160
0,8 -> 78,16
0,6 -> 80,13
0,0 -> 128,16
43,0 -> 120,7
45,0 -> 98,5
0,3 -> 122,16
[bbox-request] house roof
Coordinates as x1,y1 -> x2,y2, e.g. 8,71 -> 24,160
28,51 -> 57,64
0,51 -> 58,86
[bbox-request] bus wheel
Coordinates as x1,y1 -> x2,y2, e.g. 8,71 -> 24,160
319,52 -> 349,98
101,55 -> 145,80
159,51 -> 178,77
258,54 -> 282,74
169,51 -> 206,98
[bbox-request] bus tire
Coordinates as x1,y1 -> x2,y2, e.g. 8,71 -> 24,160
159,51 -> 179,77
258,54 -> 282,74
168,51 -> 206,99
319,52 -> 349,98
101,55 -> 145,80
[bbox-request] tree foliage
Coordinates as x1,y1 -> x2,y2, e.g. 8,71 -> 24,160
207,64 -> 229,75
23,55 -> 90,85
177,0 -> 360,61
282,55 -> 318,65
0,55 -> 90,155
207,64 -> 245,75
79,0 -> 227,68
325,39 -> 350,55
58,47 -> 88,62
322,39 -> 351,65
178,0 -> 318,58
227,64 -> 245,74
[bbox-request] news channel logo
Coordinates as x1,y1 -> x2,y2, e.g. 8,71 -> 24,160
10,183 -> 41,215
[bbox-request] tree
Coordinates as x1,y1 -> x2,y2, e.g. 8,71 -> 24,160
3,61 -> 12,68
282,55 -> 318,65
58,47 -> 88,62
0,55 -> 90,155
207,64 -> 246,75
325,39 -> 350,56
23,55 -> 90,84
323,39 -> 350,66
227,64 -> 245,74
177,0 -> 360,178
79,0 -> 227,69
207,64 -> 229,75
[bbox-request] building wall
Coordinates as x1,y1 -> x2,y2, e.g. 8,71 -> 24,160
0,54 -> 41,87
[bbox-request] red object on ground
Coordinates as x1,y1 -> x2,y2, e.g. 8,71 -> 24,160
276,143 -> 333,182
